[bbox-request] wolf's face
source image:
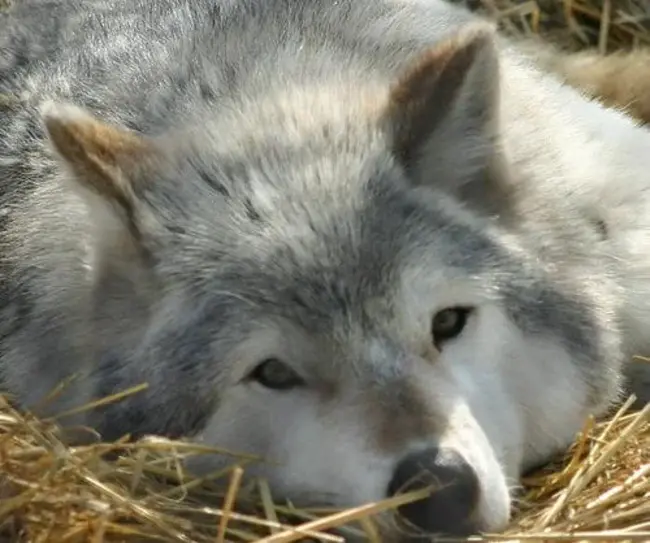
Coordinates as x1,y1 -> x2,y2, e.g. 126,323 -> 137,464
41,24 -> 622,540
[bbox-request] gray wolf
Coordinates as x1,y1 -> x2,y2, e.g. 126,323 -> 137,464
1,0 -> 650,540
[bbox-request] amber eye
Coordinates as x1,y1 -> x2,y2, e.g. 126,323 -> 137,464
249,358 -> 304,390
431,307 -> 472,348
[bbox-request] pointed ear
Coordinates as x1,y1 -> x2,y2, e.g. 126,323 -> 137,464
385,22 -> 512,214
41,101 -> 155,234
42,102 -> 160,316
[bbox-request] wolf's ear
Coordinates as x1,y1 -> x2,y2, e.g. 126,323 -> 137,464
42,102 -> 160,322
385,23 -> 512,214
41,101 -> 156,237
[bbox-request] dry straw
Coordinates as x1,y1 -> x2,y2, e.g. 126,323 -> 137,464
462,0 -> 650,51
0,381 -> 648,543
1,0 -> 650,542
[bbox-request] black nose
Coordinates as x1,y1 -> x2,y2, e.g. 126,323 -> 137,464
387,447 -> 480,538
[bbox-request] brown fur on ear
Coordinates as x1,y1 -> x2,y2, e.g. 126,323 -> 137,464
41,101 -> 153,221
383,22 -> 514,218
386,22 -> 499,167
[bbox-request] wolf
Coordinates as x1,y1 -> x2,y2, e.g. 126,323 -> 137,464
1,0 -> 650,540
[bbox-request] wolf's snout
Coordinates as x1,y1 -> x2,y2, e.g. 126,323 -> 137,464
387,448 -> 480,537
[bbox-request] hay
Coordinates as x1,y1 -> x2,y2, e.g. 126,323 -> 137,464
0,388 -> 648,543
0,392 -> 432,543
457,0 -> 650,51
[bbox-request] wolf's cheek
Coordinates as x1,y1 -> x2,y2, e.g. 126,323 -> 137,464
184,388 -> 397,507
443,303 -> 592,474
437,305 -> 526,480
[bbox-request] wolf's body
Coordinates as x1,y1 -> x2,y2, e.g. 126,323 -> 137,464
1,0 -> 650,539
516,38 -> 650,125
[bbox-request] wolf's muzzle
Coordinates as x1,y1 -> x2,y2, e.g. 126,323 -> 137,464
387,447 -> 480,539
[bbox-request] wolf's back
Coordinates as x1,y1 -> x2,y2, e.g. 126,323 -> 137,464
514,37 -> 650,125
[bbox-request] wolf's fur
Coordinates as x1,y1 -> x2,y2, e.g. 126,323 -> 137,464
515,38 -> 650,125
1,0 -> 650,539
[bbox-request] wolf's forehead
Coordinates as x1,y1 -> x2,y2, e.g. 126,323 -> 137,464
235,212 -> 403,329
190,81 -> 389,180
213,189 -> 490,331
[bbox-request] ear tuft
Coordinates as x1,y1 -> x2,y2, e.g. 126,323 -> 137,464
387,21 -> 499,168
42,101 -> 153,221
41,100 -> 91,126
384,22 -> 511,215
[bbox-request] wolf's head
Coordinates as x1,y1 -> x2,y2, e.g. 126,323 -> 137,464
41,23 -> 623,540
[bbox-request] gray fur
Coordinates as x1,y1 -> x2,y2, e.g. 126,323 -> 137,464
1,0 -> 649,539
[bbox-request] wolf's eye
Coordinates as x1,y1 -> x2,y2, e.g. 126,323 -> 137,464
431,307 -> 472,348
249,358 -> 304,390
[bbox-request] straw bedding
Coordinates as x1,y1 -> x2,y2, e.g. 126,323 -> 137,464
0,389 -> 648,542
1,0 -> 650,541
